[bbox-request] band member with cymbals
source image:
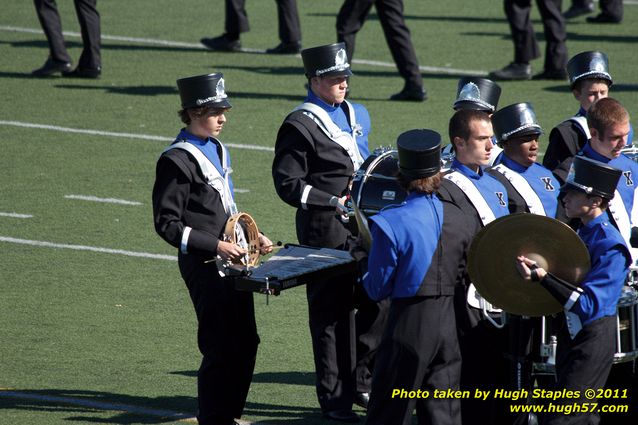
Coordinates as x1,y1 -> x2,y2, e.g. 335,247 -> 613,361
442,77 -> 503,168
152,73 -> 273,425
489,102 -> 560,217
516,155 -> 630,425
543,51 -> 634,184
272,42 -> 388,423
437,109 -> 511,425
353,129 -> 475,425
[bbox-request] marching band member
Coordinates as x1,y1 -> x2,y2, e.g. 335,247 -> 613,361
152,73 -> 272,425
437,109 -> 511,425
272,43 -> 388,423
543,51 -> 634,185
488,102 -> 561,420
575,98 -> 638,260
516,156 -> 630,425
442,77 -> 503,168
354,129 -> 476,425
489,102 -> 560,217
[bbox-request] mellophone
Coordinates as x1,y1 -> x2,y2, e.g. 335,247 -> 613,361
227,244 -> 357,296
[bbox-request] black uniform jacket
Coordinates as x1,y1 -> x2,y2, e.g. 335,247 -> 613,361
153,147 -> 229,258
543,120 -> 587,184
273,110 -> 355,248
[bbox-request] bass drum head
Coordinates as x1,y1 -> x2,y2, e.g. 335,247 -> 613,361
349,149 -> 407,242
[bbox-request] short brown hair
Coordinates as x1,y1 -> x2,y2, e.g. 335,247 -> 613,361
398,171 -> 443,194
572,78 -> 611,93
587,97 -> 629,137
178,106 -> 227,125
449,109 -> 491,151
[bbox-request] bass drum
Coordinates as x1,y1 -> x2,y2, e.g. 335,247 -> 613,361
348,148 -> 407,250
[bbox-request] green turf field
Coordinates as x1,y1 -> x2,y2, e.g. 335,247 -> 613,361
1,1 -> 637,424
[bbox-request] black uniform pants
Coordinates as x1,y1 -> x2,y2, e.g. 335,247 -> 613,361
306,271 -> 389,411
543,315 -> 616,425
365,296 -> 462,425
180,257 -> 259,425
33,0 -> 101,69
224,0 -> 301,43
504,0 -> 567,72
336,0 -> 423,89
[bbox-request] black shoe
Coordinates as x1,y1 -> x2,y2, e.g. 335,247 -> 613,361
532,68 -> 567,80
390,86 -> 427,102
488,62 -> 532,81
586,13 -> 622,23
266,41 -> 302,54
354,392 -> 370,409
323,410 -> 360,423
31,58 -> 72,77
200,34 -> 241,52
63,66 -> 101,79
563,2 -> 594,19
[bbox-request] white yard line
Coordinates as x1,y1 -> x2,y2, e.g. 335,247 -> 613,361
0,212 -> 33,218
0,120 -> 273,152
64,194 -> 143,206
0,236 -> 177,261
0,25 -> 488,76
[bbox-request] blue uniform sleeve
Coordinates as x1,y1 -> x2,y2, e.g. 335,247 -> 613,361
363,216 -> 397,301
571,244 -> 629,320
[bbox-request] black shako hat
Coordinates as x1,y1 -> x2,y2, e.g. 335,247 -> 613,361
562,156 -> 622,200
567,51 -> 612,89
397,129 -> 442,179
301,42 -> 353,78
492,102 -> 544,144
453,77 -> 502,113
177,73 -> 232,109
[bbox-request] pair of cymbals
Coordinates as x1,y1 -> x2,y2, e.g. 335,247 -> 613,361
468,213 -> 590,316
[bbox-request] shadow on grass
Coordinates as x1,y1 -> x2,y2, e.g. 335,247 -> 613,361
0,387 -> 346,425
543,83 -> 638,93
220,63 -> 481,82
169,371 -> 315,386
308,12 -> 508,24
0,388 -> 196,424
53,84 -> 178,97
461,31 -> 638,44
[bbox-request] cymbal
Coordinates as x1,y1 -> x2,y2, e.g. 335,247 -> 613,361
468,213 -> 590,316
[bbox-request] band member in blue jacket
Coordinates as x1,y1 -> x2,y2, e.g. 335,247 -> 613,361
489,102 -> 560,217
153,73 -> 273,425
355,129 -> 476,425
516,156 -> 630,425
272,43 -> 387,423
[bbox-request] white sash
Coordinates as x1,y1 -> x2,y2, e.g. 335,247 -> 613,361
608,190 -> 635,261
568,115 -> 591,140
492,164 -> 547,216
444,171 -> 496,226
164,141 -> 238,215
295,101 -> 364,169
445,171 -> 502,317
